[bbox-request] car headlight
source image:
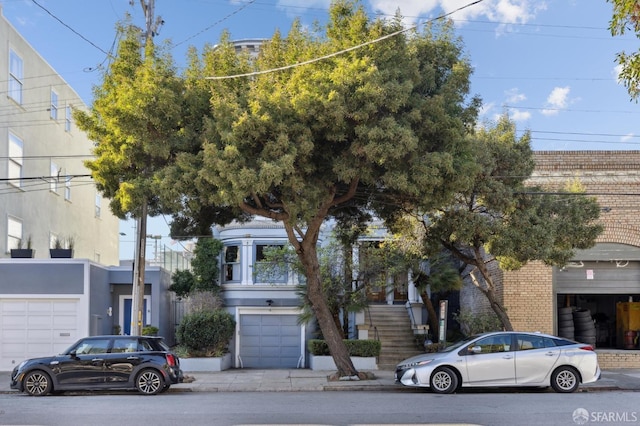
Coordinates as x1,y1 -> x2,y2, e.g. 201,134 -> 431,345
403,359 -> 433,368
16,360 -> 27,371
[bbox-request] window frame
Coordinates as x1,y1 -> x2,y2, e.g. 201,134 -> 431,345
65,104 -> 72,132
8,49 -> 23,104
50,89 -> 58,120
7,216 -> 23,251
8,132 -> 23,188
253,243 -> 287,284
222,244 -> 241,283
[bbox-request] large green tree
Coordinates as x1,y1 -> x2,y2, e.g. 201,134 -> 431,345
608,0 -> 640,100
189,1 -> 479,376
420,116 -> 603,330
74,23 -> 183,219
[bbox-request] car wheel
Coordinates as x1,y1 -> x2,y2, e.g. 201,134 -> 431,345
23,370 -> 52,396
430,367 -> 458,394
135,369 -> 164,395
551,366 -> 579,393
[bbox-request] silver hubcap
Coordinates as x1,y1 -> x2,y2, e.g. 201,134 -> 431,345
556,370 -> 576,390
138,371 -> 162,394
432,371 -> 452,391
25,373 -> 48,395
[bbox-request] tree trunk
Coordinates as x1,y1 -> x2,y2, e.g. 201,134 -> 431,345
292,225 -> 358,377
420,290 -> 439,341
470,261 -> 513,331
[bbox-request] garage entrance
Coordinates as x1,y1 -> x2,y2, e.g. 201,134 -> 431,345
238,313 -> 302,368
0,299 -> 80,370
555,244 -> 640,348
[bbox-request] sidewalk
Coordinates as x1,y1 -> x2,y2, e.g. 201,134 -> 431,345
2,368 -> 639,394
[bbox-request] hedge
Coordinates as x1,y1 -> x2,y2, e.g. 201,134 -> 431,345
307,339 -> 381,357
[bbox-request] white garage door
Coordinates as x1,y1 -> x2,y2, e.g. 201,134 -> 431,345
0,299 -> 80,371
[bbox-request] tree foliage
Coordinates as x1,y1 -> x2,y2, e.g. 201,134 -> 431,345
74,22 -> 183,219
180,1 -> 480,376
608,0 -> 640,100
419,115 -> 603,330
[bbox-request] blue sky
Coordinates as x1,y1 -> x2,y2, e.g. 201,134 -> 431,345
2,0 -> 638,258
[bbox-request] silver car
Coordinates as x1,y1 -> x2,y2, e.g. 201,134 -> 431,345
395,331 -> 600,393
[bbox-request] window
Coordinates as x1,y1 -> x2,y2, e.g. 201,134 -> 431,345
223,245 -> 240,282
50,90 -> 58,120
95,193 -> 102,217
65,105 -> 72,132
7,217 -> 23,250
517,334 -> 547,351
9,49 -> 23,104
254,244 -> 286,283
112,338 -> 139,353
65,176 -> 72,200
50,162 -> 59,192
72,338 -> 110,355
8,132 -> 23,188
468,335 -> 513,354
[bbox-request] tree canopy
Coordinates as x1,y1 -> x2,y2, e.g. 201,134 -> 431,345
416,115 -> 603,330
179,1 -> 480,376
608,0 -> 640,100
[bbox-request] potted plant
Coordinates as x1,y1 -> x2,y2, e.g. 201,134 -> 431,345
10,236 -> 35,258
50,236 -> 74,258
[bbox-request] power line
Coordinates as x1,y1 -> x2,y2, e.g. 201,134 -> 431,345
205,0 -> 486,81
30,0 -> 111,56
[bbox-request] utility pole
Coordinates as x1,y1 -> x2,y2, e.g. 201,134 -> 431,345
129,0 -> 162,336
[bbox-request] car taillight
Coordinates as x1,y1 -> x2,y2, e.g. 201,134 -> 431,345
578,345 -> 594,351
166,354 -> 177,366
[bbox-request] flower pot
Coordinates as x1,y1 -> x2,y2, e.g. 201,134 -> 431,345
50,249 -> 73,258
10,249 -> 35,258
308,354 -> 378,371
179,353 -> 232,372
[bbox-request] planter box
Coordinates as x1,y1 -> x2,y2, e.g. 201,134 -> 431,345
10,249 -> 35,258
50,249 -> 73,258
308,354 -> 378,371
179,353 -> 232,372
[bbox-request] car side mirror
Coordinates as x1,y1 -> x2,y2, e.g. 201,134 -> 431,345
69,350 -> 78,358
469,346 -> 482,354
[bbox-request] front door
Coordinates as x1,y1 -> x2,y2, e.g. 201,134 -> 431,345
122,297 -> 150,335
54,337 -> 111,387
463,335 -> 516,385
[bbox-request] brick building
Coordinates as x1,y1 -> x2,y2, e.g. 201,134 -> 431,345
461,151 -> 640,367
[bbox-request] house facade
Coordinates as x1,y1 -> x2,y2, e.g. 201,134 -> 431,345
0,259 -> 174,371
0,8 -> 120,265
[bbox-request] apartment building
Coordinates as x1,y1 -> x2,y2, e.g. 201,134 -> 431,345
1,8 -> 119,265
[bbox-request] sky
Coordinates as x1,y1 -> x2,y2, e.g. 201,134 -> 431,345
1,0 -> 638,259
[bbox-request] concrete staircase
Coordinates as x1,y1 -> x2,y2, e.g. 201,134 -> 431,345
367,304 -> 424,370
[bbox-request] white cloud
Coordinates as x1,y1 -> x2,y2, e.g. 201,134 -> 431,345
621,133 -> 635,143
541,86 -> 570,116
366,0 -> 545,30
505,88 -> 526,103
510,109 -> 531,121
613,64 -> 624,84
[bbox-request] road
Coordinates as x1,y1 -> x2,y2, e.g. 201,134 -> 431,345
0,390 -> 638,426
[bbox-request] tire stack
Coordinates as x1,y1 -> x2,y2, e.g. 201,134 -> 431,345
557,307 -> 575,340
572,308 -> 596,347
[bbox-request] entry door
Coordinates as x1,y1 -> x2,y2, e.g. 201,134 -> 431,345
122,297 -> 150,335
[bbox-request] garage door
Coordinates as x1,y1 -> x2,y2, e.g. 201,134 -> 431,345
0,299 -> 80,371
239,314 -> 301,368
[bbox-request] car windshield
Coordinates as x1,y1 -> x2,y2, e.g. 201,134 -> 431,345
440,335 -> 478,353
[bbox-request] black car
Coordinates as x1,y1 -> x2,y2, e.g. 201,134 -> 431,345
10,335 -> 183,396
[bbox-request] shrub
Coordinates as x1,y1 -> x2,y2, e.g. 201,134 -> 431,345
142,325 -> 159,336
453,309 -> 502,335
307,339 -> 381,357
176,309 -> 236,357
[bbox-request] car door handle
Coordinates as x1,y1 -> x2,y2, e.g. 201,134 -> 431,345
502,355 -> 513,359
91,358 -> 104,363
545,352 -> 556,356
126,356 -> 140,360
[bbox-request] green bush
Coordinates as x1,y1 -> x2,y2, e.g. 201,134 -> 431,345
176,309 -> 236,357
307,339 -> 381,357
142,325 -> 159,336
